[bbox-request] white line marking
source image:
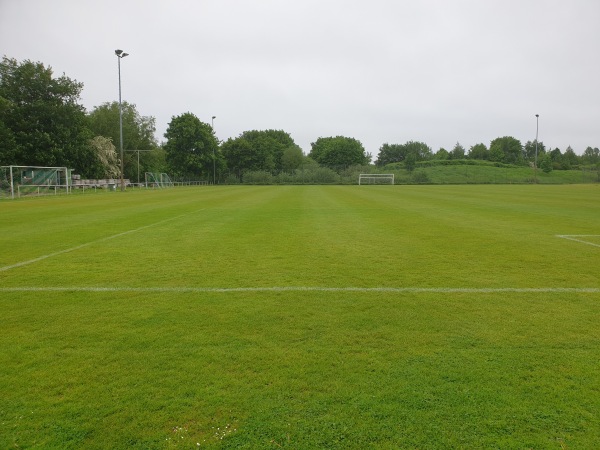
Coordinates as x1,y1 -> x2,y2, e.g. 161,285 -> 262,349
556,235 -> 600,248
0,211 -> 204,273
1,286 -> 599,293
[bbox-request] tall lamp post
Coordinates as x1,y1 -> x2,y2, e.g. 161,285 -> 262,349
534,114 -> 539,183
212,116 -> 216,184
115,49 -> 129,191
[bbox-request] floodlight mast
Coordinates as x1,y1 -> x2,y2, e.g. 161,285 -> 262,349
115,49 -> 129,191
212,116 -> 216,184
535,114 -> 539,183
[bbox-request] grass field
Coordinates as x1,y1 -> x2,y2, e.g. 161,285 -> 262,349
1,185 -> 599,449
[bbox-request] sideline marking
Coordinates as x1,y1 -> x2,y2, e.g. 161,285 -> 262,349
0,210 -> 204,273
1,286 -> 599,294
556,235 -> 600,248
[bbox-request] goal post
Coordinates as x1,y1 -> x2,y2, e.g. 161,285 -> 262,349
358,173 -> 394,185
145,172 -> 174,189
1,165 -> 71,199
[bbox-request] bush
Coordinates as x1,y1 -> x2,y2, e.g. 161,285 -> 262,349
224,174 -> 240,184
275,172 -> 296,184
243,171 -> 274,185
296,167 -> 340,184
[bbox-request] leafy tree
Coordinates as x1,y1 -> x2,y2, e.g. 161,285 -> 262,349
0,56 -> 94,174
582,146 -> 600,165
404,141 -> 432,161
375,141 -> 431,166
221,129 -> 299,179
468,143 -> 489,160
220,137 -> 255,180
523,140 -> 546,161
563,146 -> 580,168
88,136 -> 119,178
434,148 -> 449,160
164,112 -> 219,179
489,136 -> 523,164
549,148 -> 562,163
87,101 -> 158,180
449,142 -> 465,160
540,153 -> 553,173
144,147 -> 168,175
309,136 -> 370,169
281,145 -> 304,172
376,143 -> 407,166
0,100 -> 17,165
239,129 -> 296,171
405,152 -> 417,172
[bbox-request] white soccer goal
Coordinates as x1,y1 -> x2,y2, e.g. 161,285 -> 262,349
1,165 -> 71,199
358,173 -> 394,185
145,172 -> 174,188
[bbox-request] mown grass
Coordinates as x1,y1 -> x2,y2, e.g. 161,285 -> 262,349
1,185 -> 600,448
394,164 -> 600,184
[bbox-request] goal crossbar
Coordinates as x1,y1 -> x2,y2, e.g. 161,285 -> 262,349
1,165 -> 71,199
358,173 -> 394,185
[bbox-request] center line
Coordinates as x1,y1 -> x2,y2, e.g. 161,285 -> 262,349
1,286 -> 599,294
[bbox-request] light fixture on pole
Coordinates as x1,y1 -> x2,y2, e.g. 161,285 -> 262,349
212,116 -> 216,185
535,114 -> 539,183
115,49 -> 129,191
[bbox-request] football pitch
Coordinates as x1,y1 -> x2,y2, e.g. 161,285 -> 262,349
1,185 -> 599,448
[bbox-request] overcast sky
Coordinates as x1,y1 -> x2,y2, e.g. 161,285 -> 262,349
2,0 -> 599,157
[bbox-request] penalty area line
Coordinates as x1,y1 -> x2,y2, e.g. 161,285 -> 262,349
0,209 -> 205,273
556,235 -> 600,248
1,286 -> 600,294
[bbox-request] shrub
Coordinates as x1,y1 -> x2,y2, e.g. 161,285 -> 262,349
243,171 -> 274,185
224,174 -> 240,184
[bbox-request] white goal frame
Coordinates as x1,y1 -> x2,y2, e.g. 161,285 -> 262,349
1,165 -> 71,199
145,172 -> 175,189
358,173 -> 394,185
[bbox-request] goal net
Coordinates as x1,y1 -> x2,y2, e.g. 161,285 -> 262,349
1,165 -> 71,199
358,173 -> 394,185
145,172 -> 174,188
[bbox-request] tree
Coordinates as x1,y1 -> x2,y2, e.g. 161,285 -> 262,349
309,136 -> 370,169
434,148 -> 449,160
164,112 -> 219,179
281,145 -> 304,172
376,143 -> 408,166
405,152 -> 417,172
563,146 -> 579,168
0,98 -> 17,165
221,129 -> 299,179
468,143 -> 489,160
549,147 -> 562,163
87,101 -> 158,180
449,142 -> 465,160
238,129 -> 297,172
489,136 -> 523,164
540,153 -> 553,173
523,140 -> 546,162
375,141 -> 431,166
404,141 -> 432,161
582,146 -> 600,165
88,136 -> 119,178
0,56 -> 94,174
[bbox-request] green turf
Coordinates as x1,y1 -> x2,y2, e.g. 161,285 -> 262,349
1,185 -> 599,448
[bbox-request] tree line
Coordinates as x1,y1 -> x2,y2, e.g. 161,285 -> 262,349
1,56 -> 598,184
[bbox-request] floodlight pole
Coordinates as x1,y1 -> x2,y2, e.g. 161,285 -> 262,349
212,116 -> 216,184
535,114 -> 539,183
115,49 -> 129,191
